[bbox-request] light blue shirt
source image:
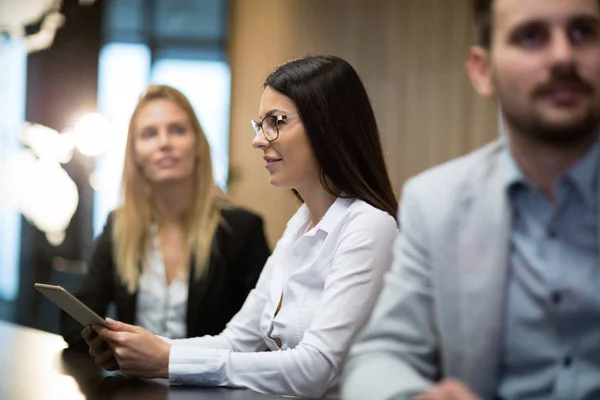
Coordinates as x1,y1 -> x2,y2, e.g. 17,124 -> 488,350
498,141 -> 600,400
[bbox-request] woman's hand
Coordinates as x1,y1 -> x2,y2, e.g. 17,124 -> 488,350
82,325 -> 119,371
92,318 -> 171,379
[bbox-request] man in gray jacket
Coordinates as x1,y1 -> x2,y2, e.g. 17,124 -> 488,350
342,0 -> 600,399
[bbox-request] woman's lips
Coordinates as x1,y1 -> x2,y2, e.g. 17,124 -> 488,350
156,157 -> 177,167
264,156 -> 282,168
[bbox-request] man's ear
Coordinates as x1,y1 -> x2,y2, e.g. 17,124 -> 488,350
465,46 -> 494,97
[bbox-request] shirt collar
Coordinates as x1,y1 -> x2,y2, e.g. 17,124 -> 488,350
502,143 -> 527,196
502,138 -> 600,206
286,196 -> 355,237
315,196 -> 354,234
567,139 -> 599,207
149,223 -> 160,247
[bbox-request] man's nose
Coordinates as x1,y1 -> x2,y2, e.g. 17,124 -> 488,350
549,31 -> 576,67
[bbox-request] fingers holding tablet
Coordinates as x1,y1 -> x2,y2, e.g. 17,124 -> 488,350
35,283 -> 120,371
82,325 -> 119,371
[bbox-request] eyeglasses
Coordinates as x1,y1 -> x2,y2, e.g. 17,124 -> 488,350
251,114 -> 300,142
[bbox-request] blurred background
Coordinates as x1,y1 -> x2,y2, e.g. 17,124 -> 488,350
0,0 -> 497,334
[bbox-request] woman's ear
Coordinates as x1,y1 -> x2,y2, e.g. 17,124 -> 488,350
465,46 -> 495,97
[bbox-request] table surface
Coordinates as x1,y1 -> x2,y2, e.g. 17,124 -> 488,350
0,320 -> 293,400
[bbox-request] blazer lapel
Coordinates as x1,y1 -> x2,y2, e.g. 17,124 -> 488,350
456,150 -> 511,398
186,256 -> 212,335
115,282 -> 137,324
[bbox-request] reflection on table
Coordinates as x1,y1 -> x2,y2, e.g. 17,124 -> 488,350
0,320 -> 294,400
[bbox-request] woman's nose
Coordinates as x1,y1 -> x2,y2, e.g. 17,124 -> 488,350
158,131 -> 171,147
252,130 -> 269,149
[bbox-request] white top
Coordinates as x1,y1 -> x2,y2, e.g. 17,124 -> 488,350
164,197 -> 398,398
136,225 -> 188,339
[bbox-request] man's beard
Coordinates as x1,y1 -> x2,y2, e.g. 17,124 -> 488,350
501,104 -> 600,147
498,65 -> 600,147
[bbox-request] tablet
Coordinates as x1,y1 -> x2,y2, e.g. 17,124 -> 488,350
34,283 -> 105,327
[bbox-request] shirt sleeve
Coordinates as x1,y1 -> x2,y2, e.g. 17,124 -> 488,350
168,211 -> 397,398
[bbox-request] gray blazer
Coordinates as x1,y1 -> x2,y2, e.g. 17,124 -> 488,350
342,140 -> 511,400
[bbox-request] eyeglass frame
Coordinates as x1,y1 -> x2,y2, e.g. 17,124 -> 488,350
251,114 -> 300,142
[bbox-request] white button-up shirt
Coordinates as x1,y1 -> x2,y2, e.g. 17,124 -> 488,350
165,197 -> 397,398
136,225 -> 189,339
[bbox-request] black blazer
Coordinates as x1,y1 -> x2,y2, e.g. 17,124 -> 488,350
60,207 -> 270,350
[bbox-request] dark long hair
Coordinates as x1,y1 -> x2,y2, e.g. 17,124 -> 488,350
264,55 -> 398,220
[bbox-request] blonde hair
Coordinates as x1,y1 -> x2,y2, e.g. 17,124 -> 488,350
113,85 -> 227,293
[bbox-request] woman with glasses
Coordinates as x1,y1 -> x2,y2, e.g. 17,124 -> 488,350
84,56 -> 398,398
62,85 -> 270,349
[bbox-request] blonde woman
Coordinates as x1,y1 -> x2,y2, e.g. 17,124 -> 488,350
61,85 -> 270,349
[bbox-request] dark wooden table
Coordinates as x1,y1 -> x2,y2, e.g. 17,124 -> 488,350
0,320 -> 290,400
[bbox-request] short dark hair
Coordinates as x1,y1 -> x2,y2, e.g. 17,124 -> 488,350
473,0 -> 600,48
473,0 -> 493,47
264,55 -> 398,219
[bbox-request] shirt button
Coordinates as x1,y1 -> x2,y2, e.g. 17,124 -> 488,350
551,291 -> 562,305
547,228 -> 557,239
293,249 -> 299,257
563,355 -> 572,367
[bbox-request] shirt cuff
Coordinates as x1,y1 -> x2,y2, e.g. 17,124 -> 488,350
157,335 -> 172,345
169,343 -> 229,386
